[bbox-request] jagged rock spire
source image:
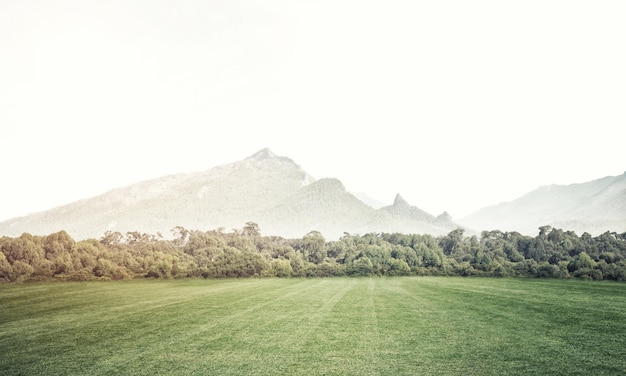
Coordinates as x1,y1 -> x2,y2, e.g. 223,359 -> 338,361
393,193 -> 409,207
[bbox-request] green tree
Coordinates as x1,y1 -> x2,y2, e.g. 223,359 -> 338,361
242,222 -> 261,237
0,252 -> 13,281
387,258 -> 411,276
170,226 -> 190,246
289,253 -> 306,277
303,231 -> 326,264
10,260 -> 34,282
348,257 -> 373,276
100,230 -> 124,246
537,262 -> 561,278
439,228 -> 466,255
43,231 -> 75,261
316,260 -> 345,277
568,252 -> 596,273
271,259 -> 293,277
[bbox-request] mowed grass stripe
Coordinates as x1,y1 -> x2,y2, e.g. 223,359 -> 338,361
286,279 -> 385,375
89,279 -> 335,375
394,278 -> 626,374
1,278 -> 625,375
0,280 -> 294,374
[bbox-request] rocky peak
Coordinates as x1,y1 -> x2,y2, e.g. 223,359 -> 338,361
247,148 -> 276,161
393,193 -> 409,207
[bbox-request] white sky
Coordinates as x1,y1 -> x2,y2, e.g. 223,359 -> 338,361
1,0 -> 624,222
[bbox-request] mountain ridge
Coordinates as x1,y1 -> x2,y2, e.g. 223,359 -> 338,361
2,150 -> 623,239
460,171 -> 626,235
0,149 -> 460,240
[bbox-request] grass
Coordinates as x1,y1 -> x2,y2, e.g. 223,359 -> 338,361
1,277 -> 625,375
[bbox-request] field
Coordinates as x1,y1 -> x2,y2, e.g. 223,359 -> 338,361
1,278 -> 625,375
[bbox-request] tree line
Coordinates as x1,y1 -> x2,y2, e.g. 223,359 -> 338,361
1,222 -> 625,282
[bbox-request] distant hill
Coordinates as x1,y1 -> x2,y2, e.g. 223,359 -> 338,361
0,148 -> 461,240
460,172 -> 626,235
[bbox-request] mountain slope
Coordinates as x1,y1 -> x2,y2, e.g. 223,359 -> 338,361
263,178 -> 379,238
460,172 -> 626,235
0,149 -> 314,240
0,149 -> 460,240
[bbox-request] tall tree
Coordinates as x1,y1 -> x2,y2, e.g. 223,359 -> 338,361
302,231 -> 326,264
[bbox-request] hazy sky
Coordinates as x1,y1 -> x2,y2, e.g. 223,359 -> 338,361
1,0 -> 624,222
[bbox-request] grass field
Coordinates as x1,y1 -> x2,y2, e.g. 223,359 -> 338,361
1,278 -> 625,375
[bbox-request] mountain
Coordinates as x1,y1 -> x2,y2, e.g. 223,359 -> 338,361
263,178 -> 377,237
373,194 -> 457,235
0,148 -> 461,240
460,172 -> 626,235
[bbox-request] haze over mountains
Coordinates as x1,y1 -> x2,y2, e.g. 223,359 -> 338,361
0,149 -> 458,240
460,172 -> 626,236
1,149 -> 624,240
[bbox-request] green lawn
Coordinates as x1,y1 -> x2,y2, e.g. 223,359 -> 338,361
1,278 -> 625,375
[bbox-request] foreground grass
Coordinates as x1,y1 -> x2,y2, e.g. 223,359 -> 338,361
1,278 -> 625,375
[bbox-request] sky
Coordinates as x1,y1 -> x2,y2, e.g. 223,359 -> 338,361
1,0 -> 624,222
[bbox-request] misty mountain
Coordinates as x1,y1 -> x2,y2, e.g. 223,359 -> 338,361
0,149 -> 460,240
460,172 -> 626,235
